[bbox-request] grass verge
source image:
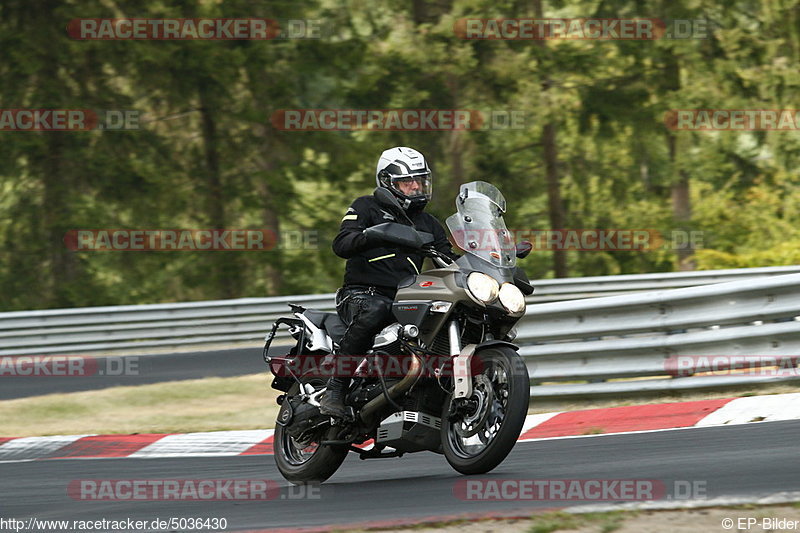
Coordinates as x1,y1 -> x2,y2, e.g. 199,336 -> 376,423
0,374 -> 281,438
1,375 -> 797,438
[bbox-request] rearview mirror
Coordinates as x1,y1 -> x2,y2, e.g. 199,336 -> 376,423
515,241 -> 532,259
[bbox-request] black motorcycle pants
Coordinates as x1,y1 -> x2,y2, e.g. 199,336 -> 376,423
334,286 -> 395,359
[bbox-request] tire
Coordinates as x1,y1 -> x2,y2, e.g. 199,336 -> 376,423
273,380 -> 349,485
441,346 -> 530,475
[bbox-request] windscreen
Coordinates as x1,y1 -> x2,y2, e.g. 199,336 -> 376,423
446,181 -> 516,268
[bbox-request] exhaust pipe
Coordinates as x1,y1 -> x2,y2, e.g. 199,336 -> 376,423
359,353 -> 422,424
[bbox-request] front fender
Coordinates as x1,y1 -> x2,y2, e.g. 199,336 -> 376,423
475,339 -> 518,352
452,340 -> 520,399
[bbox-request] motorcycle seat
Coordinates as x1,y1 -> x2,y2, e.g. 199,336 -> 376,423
303,309 -> 347,345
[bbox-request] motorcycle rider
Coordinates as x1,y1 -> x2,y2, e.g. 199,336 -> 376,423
320,146 -> 459,418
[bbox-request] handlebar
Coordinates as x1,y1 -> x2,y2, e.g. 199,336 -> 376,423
421,245 -> 454,267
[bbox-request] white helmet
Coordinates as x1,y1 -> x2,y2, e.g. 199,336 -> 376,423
375,146 -> 432,210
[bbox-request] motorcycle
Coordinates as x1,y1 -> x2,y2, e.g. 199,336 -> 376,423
263,181 -> 534,484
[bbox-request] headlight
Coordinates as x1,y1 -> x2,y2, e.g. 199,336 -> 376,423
499,282 -> 526,314
466,272 -> 499,304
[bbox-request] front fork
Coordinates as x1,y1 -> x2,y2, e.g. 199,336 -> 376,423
446,319 -> 520,418
448,320 -> 476,399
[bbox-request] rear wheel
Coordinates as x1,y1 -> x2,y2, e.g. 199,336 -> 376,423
441,346 -> 529,475
273,379 -> 348,484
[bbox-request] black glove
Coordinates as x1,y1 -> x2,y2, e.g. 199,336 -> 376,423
362,228 -> 385,247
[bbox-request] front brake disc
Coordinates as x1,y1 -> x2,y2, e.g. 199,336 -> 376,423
455,374 -> 493,438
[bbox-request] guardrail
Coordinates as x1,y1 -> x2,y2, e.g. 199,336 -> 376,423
521,272 -> 800,398
0,266 -> 794,356
0,294 -> 337,356
2,266 -> 799,357
2,265 -> 800,399
528,265 -> 800,302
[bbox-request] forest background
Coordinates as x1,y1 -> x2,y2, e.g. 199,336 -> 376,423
2,0 -> 799,311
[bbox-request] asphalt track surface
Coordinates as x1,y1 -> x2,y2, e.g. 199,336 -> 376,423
1,347 -> 274,400
2,420 -> 799,531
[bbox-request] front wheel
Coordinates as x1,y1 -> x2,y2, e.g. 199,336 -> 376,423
441,346 -> 529,475
273,379 -> 348,484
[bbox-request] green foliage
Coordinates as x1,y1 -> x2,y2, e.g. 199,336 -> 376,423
1,0 -> 799,310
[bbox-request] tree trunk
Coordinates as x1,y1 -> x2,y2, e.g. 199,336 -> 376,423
199,86 -> 242,297
411,0 -> 429,24
445,72 -> 467,212
448,129 -> 465,199
662,47 -> 694,270
37,16 -> 80,307
41,133 -> 78,307
542,122 -> 568,277
257,172 -> 284,294
667,134 -> 694,270
242,60 -> 286,295
532,0 -> 568,277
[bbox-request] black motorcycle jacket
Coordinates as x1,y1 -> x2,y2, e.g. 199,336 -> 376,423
333,194 -> 459,297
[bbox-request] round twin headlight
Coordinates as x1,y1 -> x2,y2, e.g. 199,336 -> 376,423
498,282 -> 526,314
466,272 -> 499,304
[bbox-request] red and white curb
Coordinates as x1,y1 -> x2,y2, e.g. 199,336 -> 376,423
3,393 -> 799,463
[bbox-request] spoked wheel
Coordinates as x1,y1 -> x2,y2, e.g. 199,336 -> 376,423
442,346 -> 530,475
273,378 -> 348,484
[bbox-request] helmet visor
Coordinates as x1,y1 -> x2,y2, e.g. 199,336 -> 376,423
390,173 -> 432,200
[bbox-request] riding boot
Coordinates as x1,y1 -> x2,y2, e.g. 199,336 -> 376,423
320,377 -> 351,418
